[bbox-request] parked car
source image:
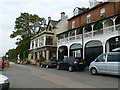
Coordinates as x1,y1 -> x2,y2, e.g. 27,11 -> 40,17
0,74 -> 10,90
41,60 -> 57,68
0,57 -> 4,71
89,52 -> 120,76
57,57 -> 86,72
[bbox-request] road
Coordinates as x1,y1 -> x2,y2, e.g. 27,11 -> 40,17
2,63 -> 119,88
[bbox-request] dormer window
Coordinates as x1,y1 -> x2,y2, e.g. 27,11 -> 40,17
87,14 -> 91,23
72,21 -> 75,29
73,8 -> 79,16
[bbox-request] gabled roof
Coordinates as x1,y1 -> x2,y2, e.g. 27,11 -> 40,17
37,26 -> 46,34
46,20 -> 60,29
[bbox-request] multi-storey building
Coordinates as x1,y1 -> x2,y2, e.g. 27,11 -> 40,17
28,17 -> 59,63
57,1 -> 120,65
28,12 -> 68,63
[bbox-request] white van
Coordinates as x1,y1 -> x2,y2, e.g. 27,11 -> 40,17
89,52 -> 120,75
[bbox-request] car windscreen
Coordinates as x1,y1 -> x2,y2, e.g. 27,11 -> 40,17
51,61 -> 57,63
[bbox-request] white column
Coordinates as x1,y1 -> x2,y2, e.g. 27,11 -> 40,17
34,40 -> 36,48
46,50 -> 49,60
82,28 -> 85,59
113,18 -> 116,31
68,46 -> 70,57
91,25 -> 94,37
103,41 -> 106,53
44,36 -> 46,46
30,41 -> 32,49
102,21 -> 105,34
37,52 -> 40,59
75,30 -> 77,41
68,32 -> 70,42
38,39 -> 39,47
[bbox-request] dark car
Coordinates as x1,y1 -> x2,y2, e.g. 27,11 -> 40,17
41,60 -> 57,68
57,57 -> 86,72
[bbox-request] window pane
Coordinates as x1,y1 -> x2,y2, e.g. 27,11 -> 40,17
96,54 -> 106,62
107,54 -> 120,62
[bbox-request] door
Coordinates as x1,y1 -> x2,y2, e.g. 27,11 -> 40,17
94,54 -> 107,73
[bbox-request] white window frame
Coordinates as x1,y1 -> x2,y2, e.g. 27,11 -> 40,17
72,21 -> 75,29
100,8 -> 105,17
87,14 -> 91,23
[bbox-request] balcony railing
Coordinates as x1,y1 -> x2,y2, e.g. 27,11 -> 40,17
57,24 -> 120,45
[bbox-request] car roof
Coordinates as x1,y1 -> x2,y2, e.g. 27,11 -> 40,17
104,52 -> 120,55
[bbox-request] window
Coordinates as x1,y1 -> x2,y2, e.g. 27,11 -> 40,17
107,54 -> 120,62
46,36 -> 53,45
72,21 -> 75,29
73,8 -> 78,16
100,8 -> 105,18
96,54 -> 106,62
32,41 -> 34,48
35,39 -> 38,47
39,37 -> 44,46
87,14 -> 91,23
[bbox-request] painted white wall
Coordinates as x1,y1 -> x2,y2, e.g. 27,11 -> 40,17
56,15 -> 68,35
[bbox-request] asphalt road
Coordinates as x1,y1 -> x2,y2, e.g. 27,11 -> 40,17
2,63 -> 119,88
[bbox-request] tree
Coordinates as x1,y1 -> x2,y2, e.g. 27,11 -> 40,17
9,12 -> 44,60
10,12 -> 43,39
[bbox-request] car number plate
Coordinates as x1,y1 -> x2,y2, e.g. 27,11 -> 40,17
79,62 -> 83,64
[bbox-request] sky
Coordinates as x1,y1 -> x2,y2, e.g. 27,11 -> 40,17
0,0 -> 106,57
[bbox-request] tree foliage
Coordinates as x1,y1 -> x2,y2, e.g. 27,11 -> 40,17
7,12 -> 44,60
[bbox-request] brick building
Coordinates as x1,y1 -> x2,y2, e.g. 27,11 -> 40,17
57,1 -> 120,65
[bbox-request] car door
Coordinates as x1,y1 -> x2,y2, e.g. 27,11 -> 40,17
106,53 -> 120,75
62,58 -> 69,69
94,54 -> 107,73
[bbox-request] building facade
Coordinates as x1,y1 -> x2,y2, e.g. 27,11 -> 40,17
57,2 -> 120,65
28,18 -> 59,63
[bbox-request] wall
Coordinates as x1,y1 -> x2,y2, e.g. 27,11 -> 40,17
68,2 -> 120,30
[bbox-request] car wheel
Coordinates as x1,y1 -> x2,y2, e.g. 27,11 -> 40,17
68,66 -> 73,72
57,65 -> 60,70
46,65 -> 49,69
91,68 -> 97,75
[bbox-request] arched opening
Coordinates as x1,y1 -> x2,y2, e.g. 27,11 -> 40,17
104,19 -> 113,27
115,16 -> 120,31
76,28 -> 83,40
93,22 -> 103,36
85,40 -> 103,66
106,36 -> 120,52
104,18 -> 114,33
84,25 -> 92,33
69,30 -> 75,41
84,25 -> 92,38
70,43 -> 83,58
58,46 -> 68,60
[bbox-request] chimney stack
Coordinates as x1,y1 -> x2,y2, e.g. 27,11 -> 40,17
48,17 -> 51,21
61,12 -> 65,19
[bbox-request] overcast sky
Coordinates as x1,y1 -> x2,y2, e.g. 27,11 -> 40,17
0,0 -> 106,57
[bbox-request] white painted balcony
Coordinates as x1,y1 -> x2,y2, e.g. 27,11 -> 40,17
57,24 -> 120,45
